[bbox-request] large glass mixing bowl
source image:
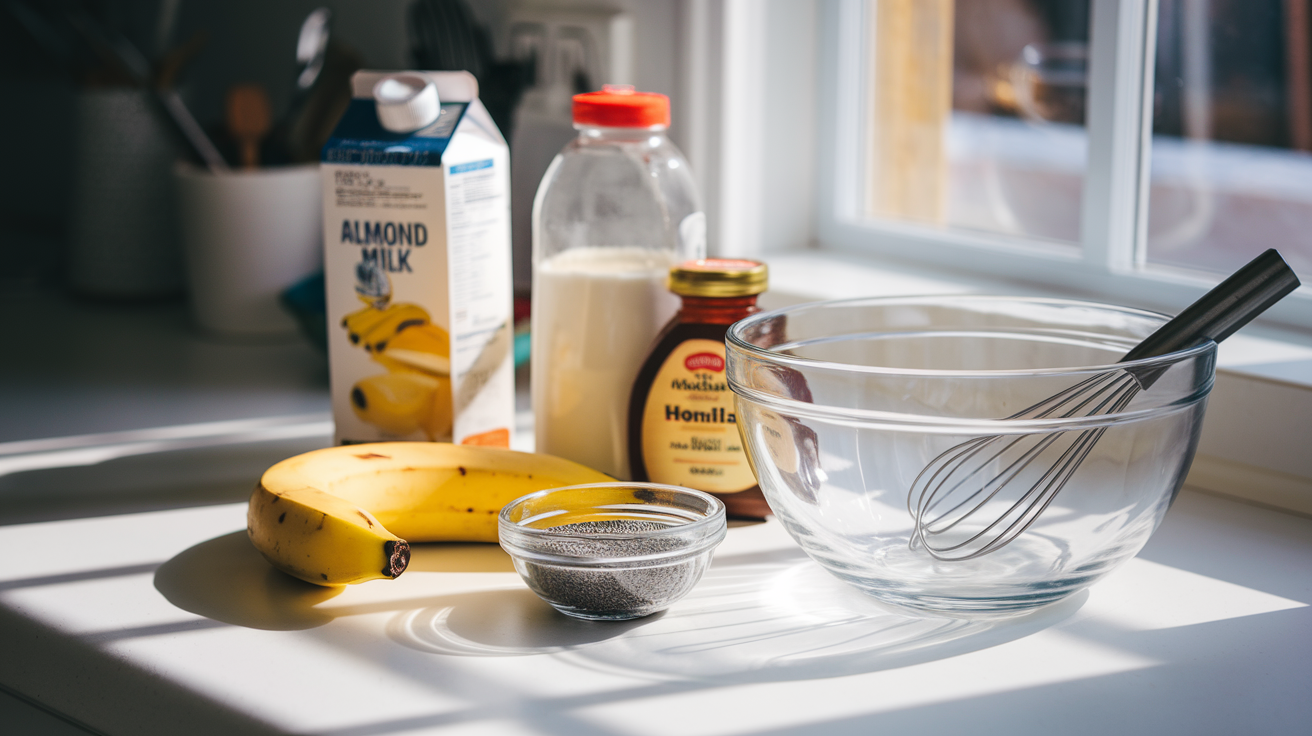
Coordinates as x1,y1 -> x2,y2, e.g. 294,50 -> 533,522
726,296 -> 1215,616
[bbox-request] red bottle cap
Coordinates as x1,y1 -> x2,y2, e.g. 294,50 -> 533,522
573,85 -> 671,128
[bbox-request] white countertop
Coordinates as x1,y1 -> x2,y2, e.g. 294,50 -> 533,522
0,293 -> 330,444
1,483 -> 1309,736
2,287 -> 1310,735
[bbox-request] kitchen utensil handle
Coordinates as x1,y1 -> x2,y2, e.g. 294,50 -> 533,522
1123,249 -> 1301,364
158,90 -> 230,172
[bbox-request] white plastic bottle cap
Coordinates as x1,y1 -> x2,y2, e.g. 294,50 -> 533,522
373,74 -> 440,133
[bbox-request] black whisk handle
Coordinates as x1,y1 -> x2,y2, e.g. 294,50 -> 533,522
1123,249 -> 1301,366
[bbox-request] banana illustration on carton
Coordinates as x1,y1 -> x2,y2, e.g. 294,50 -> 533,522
372,322 -> 452,376
339,263 -> 457,441
342,303 -> 431,352
348,322 -> 454,440
349,372 -> 446,437
248,442 -> 612,585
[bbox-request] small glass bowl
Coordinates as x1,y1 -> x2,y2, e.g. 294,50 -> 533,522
498,482 -> 727,621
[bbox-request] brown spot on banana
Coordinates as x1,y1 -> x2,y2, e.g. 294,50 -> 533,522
355,453 -> 390,460
356,510 -> 374,527
458,466 -> 467,476
317,513 -> 326,530
278,512 -> 286,523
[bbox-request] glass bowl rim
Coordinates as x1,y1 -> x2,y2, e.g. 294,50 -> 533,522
725,294 -> 1217,380
498,482 -> 728,567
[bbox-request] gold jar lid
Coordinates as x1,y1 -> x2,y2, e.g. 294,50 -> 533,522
668,259 -> 768,297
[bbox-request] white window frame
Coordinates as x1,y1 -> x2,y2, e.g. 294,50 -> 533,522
680,0 -> 1312,515
814,0 -> 1312,331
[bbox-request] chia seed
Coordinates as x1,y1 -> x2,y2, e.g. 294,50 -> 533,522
518,519 -> 707,620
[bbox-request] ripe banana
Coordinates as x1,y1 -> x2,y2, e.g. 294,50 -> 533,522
248,442 -> 612,586
247,484 -> 408,586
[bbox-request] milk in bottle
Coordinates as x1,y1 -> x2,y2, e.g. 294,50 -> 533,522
530,86 -> 705,478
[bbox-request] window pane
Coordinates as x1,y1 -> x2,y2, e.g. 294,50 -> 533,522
864,0 -> 1090,245
1146,0 -> 1312,277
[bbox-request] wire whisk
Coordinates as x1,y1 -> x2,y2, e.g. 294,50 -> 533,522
908,249 -> 1300,561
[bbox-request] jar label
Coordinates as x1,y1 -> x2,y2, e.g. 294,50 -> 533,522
640,338 -> 757,493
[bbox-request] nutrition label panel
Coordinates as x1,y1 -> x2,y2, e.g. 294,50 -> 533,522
332,169 -> 427,210
445,156 -> 512,414
446,159 -> 508,332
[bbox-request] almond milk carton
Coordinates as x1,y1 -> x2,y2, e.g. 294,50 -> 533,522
322,71 -> 513,447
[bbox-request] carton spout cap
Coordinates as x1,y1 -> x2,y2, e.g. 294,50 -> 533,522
373,74 -> 441,133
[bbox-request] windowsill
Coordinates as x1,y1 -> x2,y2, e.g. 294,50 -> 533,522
760,246 -> 1312,516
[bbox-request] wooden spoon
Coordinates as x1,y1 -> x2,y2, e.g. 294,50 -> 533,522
226,84 -> 272,169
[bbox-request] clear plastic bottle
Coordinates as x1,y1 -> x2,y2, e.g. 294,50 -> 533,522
531,85 -> 705,479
